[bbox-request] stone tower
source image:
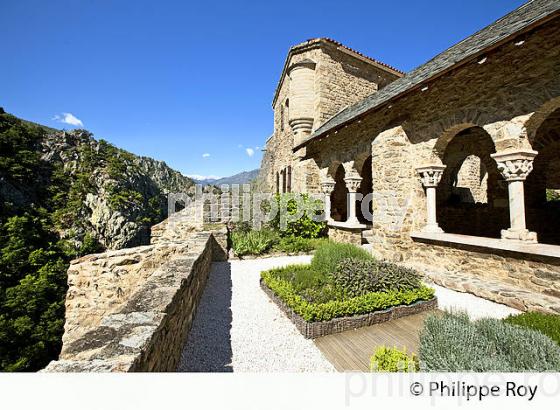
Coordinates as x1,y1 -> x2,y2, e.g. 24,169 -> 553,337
258,38 -> 403,193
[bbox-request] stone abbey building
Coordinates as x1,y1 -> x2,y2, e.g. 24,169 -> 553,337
259,0 -> 560,313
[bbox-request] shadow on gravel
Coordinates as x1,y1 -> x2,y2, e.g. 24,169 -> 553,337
177,262 -> 233,372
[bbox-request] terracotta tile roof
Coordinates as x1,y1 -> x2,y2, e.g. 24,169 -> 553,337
316,37 -> 404,75
272,37 -> 403,107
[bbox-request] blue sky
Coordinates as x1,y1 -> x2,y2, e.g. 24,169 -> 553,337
1,0 -> 526,178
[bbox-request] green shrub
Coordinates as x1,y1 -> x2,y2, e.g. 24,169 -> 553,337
370,346 -> 418,372
231,229 -> 279,256
261,270 -> 434,322
311,241 -> 373,275
270,193 -> 327,238
504,311 -> 560,346
334,258 -> 421,297
266,264 -> 342,303
419,311 -> 560,371
274,236 -> 313,254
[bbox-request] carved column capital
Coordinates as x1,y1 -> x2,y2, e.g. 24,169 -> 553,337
491,149 -> 538,181
320,176 -> 336,194
416,165 -> 446,188
344,174 -> 362,192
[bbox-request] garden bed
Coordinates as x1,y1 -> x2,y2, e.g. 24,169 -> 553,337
261,278 -> 437,338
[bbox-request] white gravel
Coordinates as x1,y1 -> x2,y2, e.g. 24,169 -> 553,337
178,255 -> 521,372
432,283 -> 520,320
178,255 -> 334,372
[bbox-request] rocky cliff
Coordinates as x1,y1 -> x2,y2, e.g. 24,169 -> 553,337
2,113 -> 195,250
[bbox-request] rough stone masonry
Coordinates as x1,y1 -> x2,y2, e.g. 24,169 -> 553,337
258,0 -> 560,313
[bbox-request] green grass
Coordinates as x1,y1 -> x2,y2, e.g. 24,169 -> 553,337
504,311 -> 560,345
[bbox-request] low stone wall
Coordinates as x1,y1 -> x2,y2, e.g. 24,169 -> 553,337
328,225 -> 363,245
408,239 -> 560,314
44,228 -> 227,372
261,279 -> 437,339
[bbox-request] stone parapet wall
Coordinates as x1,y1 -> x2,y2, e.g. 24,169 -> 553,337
328,225 -> 363,246
44,228 -> 227,372
407,239 -> 560,313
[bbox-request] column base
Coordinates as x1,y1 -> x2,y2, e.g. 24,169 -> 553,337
421,224 -> 444,234
500,228 -> 538,243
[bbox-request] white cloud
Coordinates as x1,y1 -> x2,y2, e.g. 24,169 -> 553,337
245,148 -> 255,157
186,174 -> 222,181
202,153 -> 211,158
53,112 -> 83,127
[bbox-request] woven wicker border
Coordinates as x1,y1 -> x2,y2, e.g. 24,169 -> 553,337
260,279 -> 438,339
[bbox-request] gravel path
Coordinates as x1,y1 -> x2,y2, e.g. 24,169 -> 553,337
432,283 -> 520,319
178,255 -> 335,372
178,255 -> 520,372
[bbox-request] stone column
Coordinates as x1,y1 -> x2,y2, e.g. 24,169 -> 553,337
491,149 -> 538,243
416,165 -> 446,233
320,176 -> 335,222
344,173 -> 363,226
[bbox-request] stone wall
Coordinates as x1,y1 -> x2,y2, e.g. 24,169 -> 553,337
328,225 -> 363,246
407,239 -> 560,314
44,227 -> 227,372
259,39 -> 401,194
296,17 -> 560,312
306,18 -> 560,259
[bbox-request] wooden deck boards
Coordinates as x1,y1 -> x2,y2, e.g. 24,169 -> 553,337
314,311 -> 434,372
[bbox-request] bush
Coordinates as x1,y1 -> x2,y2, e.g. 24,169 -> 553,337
273,236 -> 329,254
261,269 -> 434,322
370,346 -> 418,372
230,229 -> 279,256
269,193 -> 327,238
504,311 -> 560,345
419,311 -> 560,371
334,258 -> 421,297
274,236 -> 315,254
265,264 -> 342,303
311,241 -> 373,275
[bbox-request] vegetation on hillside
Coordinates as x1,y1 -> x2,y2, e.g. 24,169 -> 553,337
0,111 -> 190,371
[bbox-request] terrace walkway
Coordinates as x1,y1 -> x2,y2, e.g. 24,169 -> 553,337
179,255 -> 518,372
314,311 -> 432,372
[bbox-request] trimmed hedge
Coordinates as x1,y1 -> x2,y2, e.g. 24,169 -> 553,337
504,311 -> 560,345
261,270 -> 435,322
370,346 -> 418,372
419,311 -> 560,371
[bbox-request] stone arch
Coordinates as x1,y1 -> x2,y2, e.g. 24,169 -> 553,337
525,96 -> 560,147
437,126 -> 508,238
433,123 -> 478,160
331,163 -> 348,222
358,156 -> 372,223
353,152 -> 371,176
525,106 -> 560,245
326,160 -> 343,179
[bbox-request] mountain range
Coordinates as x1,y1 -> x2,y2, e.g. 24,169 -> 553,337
191,169 -> 259,186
